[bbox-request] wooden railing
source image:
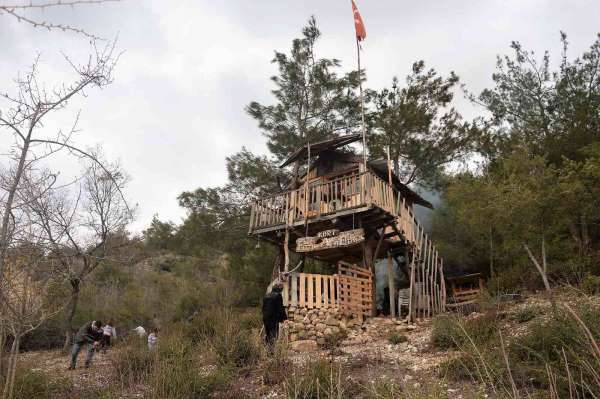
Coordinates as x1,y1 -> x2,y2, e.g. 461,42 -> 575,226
249,171 -> 397,232
282,272 -> 339,309
405,200 -> 447,320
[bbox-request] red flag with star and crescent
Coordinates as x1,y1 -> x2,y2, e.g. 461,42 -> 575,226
352,0 -> 366,41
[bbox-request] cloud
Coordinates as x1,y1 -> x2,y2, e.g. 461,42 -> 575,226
1,0 -> 599,232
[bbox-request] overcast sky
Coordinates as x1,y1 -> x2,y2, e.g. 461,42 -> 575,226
1,0 -> 599,232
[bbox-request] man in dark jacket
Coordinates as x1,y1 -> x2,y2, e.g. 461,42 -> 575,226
68,320 -> 104,370
262,283 -> 287,348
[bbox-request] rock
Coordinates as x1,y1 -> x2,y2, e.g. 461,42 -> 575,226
316,323 -> 326,331
324,316 -> 339,326
289,334 -> 298,342
291,340 -> 318,352
317,337 -> 325,345
324,327 -> 333,336
303,316 -> 310,324
299,308 -> 308,316
298,331 -> 307,340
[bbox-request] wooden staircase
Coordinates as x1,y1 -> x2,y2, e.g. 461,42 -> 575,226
394,197 -> 446,321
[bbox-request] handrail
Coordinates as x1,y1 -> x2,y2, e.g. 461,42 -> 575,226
249,171 -> 423,237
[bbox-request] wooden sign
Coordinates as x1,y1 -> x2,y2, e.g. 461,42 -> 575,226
317,229 -> 339,238
296,228 -> 364,252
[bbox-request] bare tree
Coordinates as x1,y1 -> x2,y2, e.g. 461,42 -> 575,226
0,187 -> 65,399
0,41 -> 120,285
0,0 -> 120,39
23,155 -> 133,349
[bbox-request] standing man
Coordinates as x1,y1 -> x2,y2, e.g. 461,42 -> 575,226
261,282 -> 287,349
68,320 -> 104,370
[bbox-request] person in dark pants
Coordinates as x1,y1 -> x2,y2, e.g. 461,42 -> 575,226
262,283 -> 287,349
68,320 -> 104,370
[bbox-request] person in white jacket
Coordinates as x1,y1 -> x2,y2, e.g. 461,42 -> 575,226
133,326 -> 146,337
147,328 -> 159,350
101,320 -> 117,352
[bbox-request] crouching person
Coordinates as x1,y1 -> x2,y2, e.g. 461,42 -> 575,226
262,283 -> 287,350
69,320 -> 104,370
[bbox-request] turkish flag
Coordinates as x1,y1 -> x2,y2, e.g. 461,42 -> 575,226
352,0 -> 366,41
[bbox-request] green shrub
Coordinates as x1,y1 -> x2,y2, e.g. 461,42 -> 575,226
580,274 -> 600,295
12,369 -> 72,399
387,332 -> 408,345
111,336 -> 156,387
512,306 -> 538,323
212,327 -> 261,368
262,343 -> 291,386
284,360 -> 355,399
510,304 -> 600,396
431,312 -> 498,350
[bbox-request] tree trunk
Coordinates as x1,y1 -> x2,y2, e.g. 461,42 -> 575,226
489,226 -> 494,278
63,280 -> 80,352
0,132 -> 33,283
1,334 -> 19,399
0,323 -> 4,380
568,217 -> 591,257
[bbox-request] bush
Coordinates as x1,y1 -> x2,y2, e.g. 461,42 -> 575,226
211,327 -> 261,368
431,312 -> 498,350
284,360 -> 356,399
111,336 -> 156,387
512,306 -> 538,323
580,274 -> 600,295
511,304 -> 600,396
387,332 -> 408,345
12,369 -> 72,399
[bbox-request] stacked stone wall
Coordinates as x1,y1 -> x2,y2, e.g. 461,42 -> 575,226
282,306 -> 362,349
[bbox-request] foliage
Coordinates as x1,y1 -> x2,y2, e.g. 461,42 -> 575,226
246,16 -> 362,164
284,359 -> 354,399
439,302 -> 600,398
387,332 -> 408,345
512,306 -> 538,323
111,326 -> 234,399
371,61 -> 474,186
580,274 -> 600,295
11,369 -> 72,399
431,313 -> 498,350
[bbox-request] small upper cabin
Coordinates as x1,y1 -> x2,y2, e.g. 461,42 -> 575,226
248,134 -> 432,262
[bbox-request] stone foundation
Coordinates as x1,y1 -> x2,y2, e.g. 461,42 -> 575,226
282,306 -> 363,349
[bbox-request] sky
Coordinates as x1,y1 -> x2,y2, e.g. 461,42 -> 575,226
1,0 -> 600,232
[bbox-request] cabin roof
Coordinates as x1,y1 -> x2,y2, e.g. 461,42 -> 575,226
280,133 -> 362,168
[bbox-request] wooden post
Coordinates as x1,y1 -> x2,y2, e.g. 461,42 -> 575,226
387,252 -> 396,318
284,228 -> 290,272
363,241 -> 376,316
440,258 -> 446,311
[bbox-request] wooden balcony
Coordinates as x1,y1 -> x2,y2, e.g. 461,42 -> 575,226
249,171 -> 417,245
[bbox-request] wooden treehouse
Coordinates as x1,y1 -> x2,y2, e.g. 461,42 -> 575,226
249,134 -> 446,323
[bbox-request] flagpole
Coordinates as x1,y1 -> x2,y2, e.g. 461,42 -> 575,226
356,36 -> 368,170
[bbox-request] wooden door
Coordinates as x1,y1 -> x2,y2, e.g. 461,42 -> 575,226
337,262 -> 374,321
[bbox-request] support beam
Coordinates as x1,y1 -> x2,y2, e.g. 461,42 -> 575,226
387,252 -> 396,318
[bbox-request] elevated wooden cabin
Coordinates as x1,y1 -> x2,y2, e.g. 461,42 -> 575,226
249,134 -> 446,322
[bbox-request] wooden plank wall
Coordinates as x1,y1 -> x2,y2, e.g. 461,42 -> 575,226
282,272 -> 338,309
337,262 -> 374,320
